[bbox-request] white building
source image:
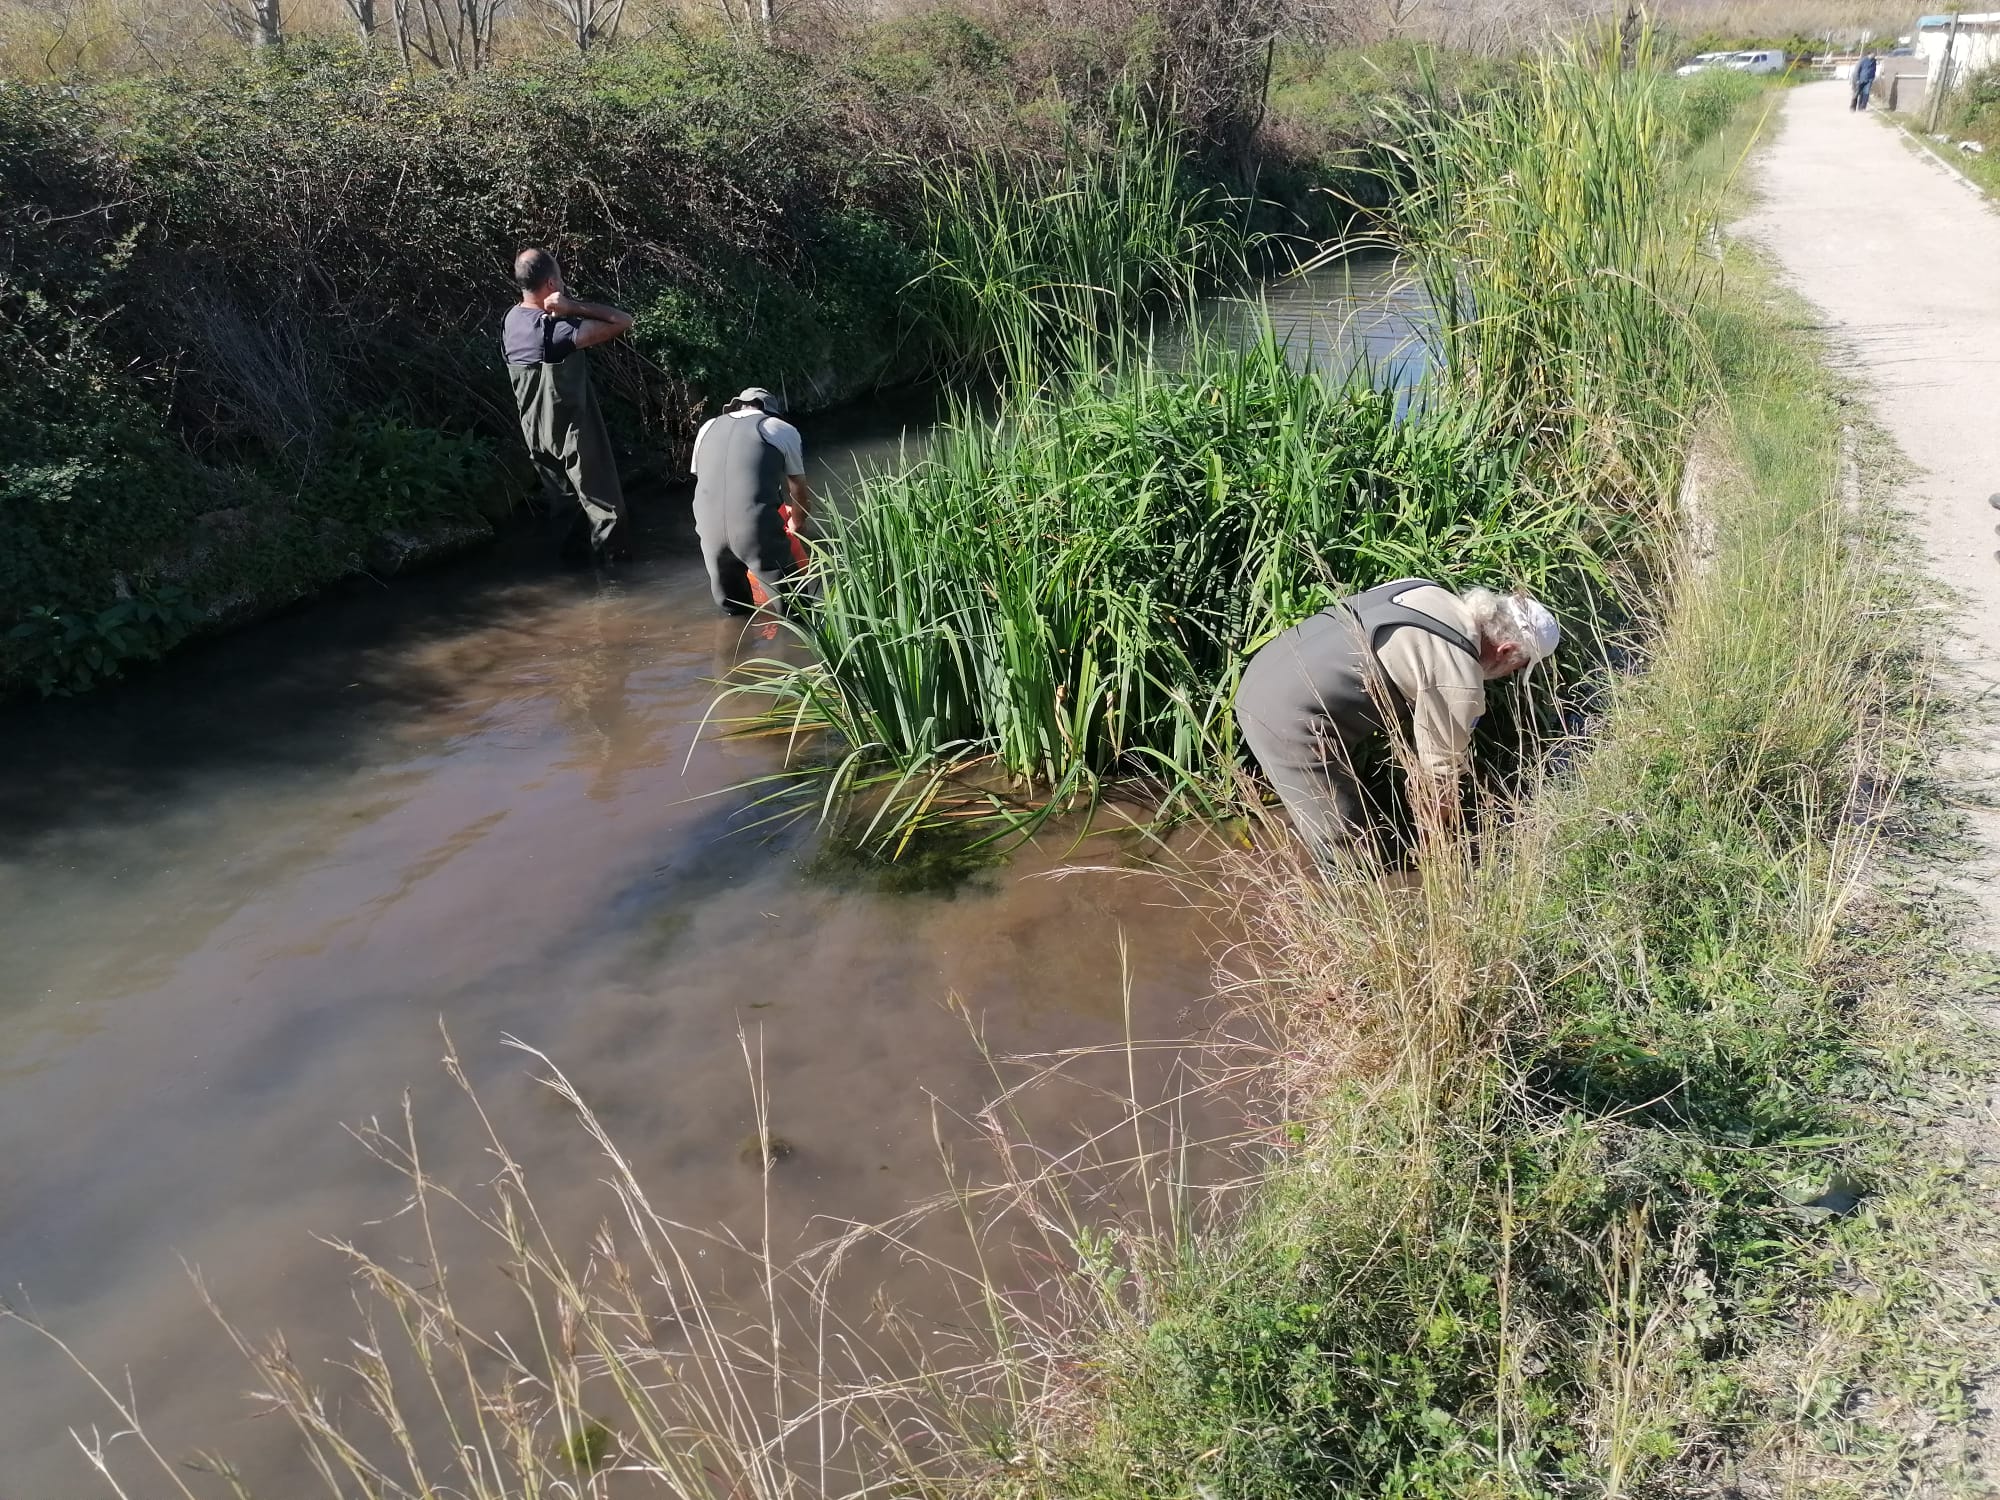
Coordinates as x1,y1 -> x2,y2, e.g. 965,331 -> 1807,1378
1916,13 -> 2000,89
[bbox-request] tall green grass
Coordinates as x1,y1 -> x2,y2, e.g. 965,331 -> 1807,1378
936,75 -> 1962,1500
736,52 -> 1764,851
1016,267 -> 1938,1500
915,102 -> 1251,379
1377,49 -> 1759,496
736,335 -> 1613,846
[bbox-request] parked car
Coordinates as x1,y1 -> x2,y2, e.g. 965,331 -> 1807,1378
1675,51 -> 1734,75
1723,49 -> 1788,74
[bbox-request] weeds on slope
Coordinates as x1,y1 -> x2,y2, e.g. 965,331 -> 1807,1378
958,261 -> 1955,1500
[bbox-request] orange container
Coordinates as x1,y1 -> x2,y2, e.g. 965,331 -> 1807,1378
748,505 -> 809,608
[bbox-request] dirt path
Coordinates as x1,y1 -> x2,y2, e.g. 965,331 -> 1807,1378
1738,79 -> 2000,1480
1740,82 -> 2000,931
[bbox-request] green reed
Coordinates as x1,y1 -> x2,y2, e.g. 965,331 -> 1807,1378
915,98 -> 1251,381
1373,40 -> 1756,502
734,46 -> 1749,851
733,330 -> 1613,847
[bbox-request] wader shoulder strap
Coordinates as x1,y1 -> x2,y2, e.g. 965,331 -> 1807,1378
1336,577 -> 1478,661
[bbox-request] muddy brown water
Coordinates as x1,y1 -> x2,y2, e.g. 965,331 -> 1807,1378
0,257 -> 1426,1491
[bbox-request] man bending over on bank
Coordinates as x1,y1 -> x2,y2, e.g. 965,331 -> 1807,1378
690,387 -> 814,613
1235,577 -> 1559,859
504,248 -> 633,559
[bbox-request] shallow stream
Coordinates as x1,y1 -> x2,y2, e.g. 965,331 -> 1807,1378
0,254 -> 1428,1488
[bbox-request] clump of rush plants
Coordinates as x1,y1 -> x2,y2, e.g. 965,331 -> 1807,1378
1376,41 -> 1757,501
915,97 -> 1254,379
729,333 -> 1617,852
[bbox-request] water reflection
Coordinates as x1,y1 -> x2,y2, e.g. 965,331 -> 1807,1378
1165,249 -> 1434,392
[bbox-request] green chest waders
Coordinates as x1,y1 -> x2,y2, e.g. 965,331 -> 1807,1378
507,318 -> 623,553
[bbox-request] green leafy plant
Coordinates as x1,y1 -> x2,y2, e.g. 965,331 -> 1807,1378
5,588 -> 204,696
313,415 -> 497,532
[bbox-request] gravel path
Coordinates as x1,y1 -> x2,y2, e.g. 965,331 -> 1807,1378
1739,83 -> 2000,926
1738,79 -> 2000,1485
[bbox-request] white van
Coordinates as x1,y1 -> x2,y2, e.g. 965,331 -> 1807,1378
1675,51 -> 1734,76
1723,49 -> 1787,74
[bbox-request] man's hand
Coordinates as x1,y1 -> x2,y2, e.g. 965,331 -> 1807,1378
785,474 -> 814,529
540,289 -> 633,349
1408,769 -> 1463,839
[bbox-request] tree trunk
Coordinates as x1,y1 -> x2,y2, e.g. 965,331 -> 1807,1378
348,0 -> 377,44
252,0 -> 281,48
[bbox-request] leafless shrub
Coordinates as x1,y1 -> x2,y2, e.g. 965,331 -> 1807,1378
177,284 -> 335,461
215,0 -> 282,48
389,0 -> 506,72
526,0 -> 630,51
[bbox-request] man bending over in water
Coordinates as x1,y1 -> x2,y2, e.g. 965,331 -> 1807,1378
690,386 -> 814,613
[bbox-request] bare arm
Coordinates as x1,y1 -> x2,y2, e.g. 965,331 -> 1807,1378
543,291 -> 633,349
785,473 -> 814,523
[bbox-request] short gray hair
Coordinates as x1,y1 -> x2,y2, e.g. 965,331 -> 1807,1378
1462,587 -> 1560,662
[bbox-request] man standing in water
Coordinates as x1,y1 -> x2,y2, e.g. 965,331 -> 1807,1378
1235,578 -> 1559,858
690,387 -> 814,613
503,248 -> 633,559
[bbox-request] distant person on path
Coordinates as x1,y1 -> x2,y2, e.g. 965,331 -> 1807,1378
690,387 -> 814,613
503,247 -> 633,559
1235,578 -> 1559,859
1851,52 -> 1878,111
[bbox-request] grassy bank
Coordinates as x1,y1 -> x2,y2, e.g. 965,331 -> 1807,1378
870,85 -> 1978,1498
1894,65 -> 2000,199
1004,267 -> 1955,1500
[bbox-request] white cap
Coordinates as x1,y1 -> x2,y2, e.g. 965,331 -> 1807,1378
1505,594 -> 1561,662
728,386 -> 777,410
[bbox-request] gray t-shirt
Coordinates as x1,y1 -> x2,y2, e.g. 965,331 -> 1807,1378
502,305 -> 580,366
